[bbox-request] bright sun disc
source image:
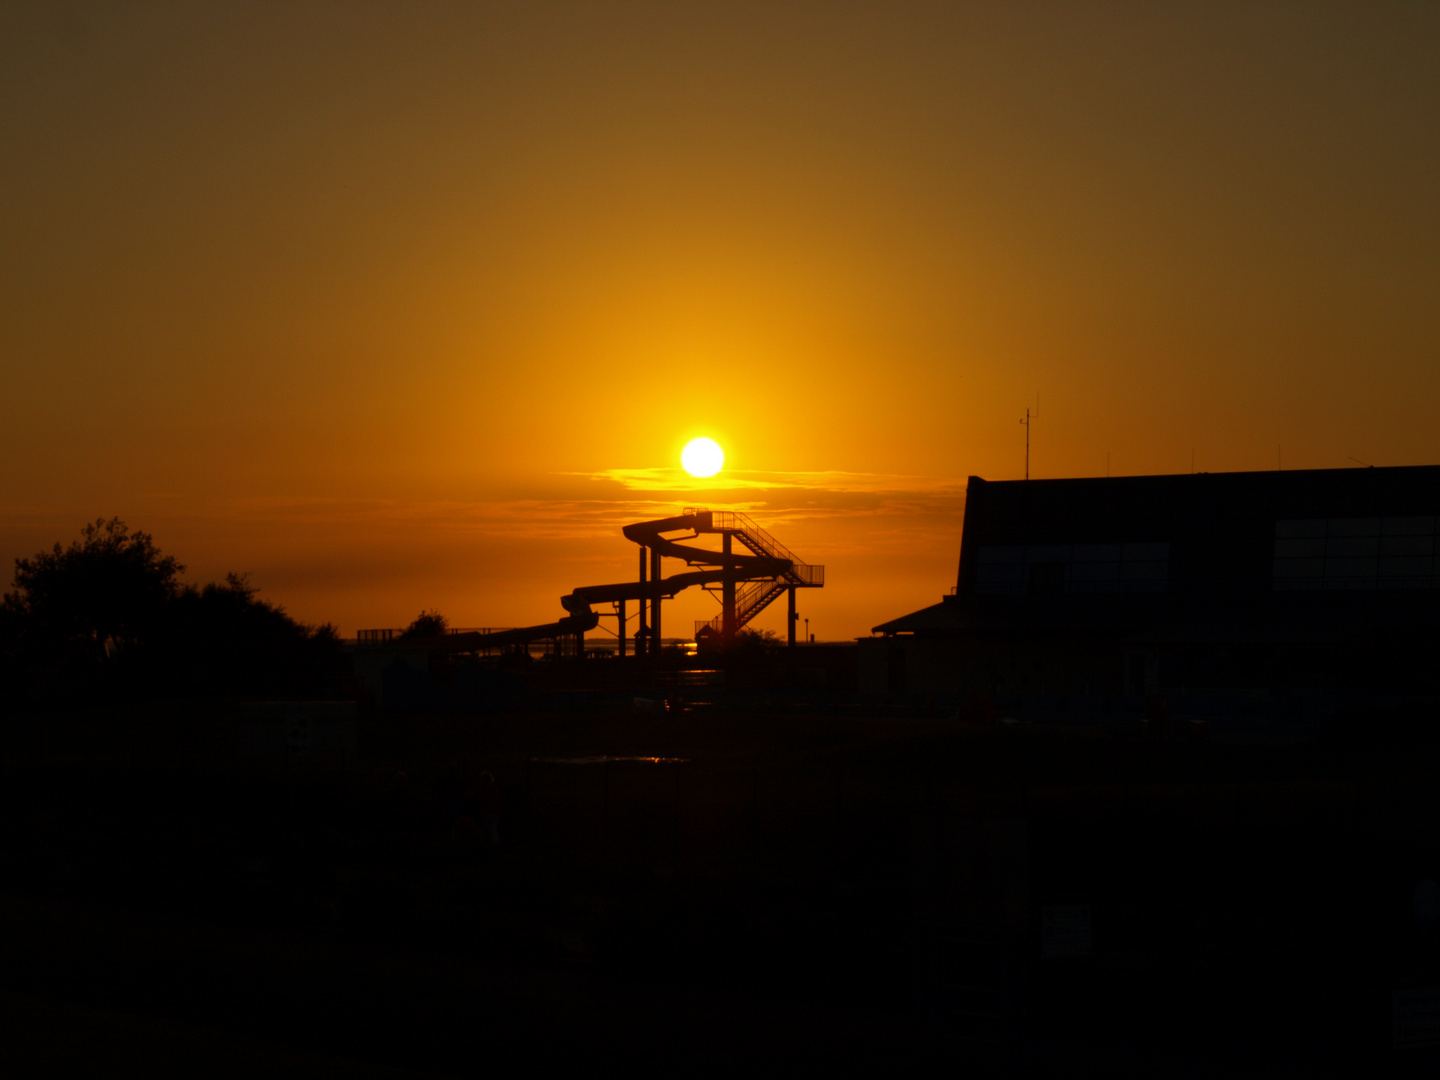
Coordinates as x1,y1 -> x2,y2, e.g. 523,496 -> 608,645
681,437 -> 724,478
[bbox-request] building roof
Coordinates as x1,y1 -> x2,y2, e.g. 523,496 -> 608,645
871,596 -> 964,635
873,464 -> 1440,641
958,464 -> 1440,600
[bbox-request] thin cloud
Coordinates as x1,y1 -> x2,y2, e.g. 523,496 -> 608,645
200,482 -> 966,543
579,467 -> 968,497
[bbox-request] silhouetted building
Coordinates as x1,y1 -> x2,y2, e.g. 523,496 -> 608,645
861,465 -> 1440,735
236,701 -> 357,762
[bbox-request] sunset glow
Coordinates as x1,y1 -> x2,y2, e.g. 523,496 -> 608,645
2,5 -> 1437,640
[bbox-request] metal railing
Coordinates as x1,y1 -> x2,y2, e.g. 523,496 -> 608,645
356,627 -> 516,643
685,508 -> 824,585
708,510 -> 804,567
681,507 -> 825,636
655,669 -> 726,688
695,576 -> 792,637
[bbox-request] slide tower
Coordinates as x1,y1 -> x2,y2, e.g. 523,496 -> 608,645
441,508 -> 824,656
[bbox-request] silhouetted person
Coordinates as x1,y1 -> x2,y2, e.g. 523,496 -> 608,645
438,770 -> 468,835
450,809 -> 484,862
389,770 -> 425,832
1145,695 -> 1171,738
1415,877 -> 1440,983
478,772 -> 502,846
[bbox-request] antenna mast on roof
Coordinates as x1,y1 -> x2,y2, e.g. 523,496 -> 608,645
1021,392 -> 1039,480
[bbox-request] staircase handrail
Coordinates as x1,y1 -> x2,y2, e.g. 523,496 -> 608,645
695,576 -> 792,636
709,510 -> 805,567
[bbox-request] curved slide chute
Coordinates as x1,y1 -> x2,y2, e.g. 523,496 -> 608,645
622,510 -> 789,576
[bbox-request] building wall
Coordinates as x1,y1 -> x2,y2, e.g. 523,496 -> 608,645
861,633 -> 1129,703
871,466 -> 1440,722
958,465 -> 1440,599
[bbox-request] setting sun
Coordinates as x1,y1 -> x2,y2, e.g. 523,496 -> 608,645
681,437 -> 725,478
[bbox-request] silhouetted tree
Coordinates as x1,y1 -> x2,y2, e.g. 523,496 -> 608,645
6,518 -> 183,654
4,521 -> 342,706
733,627 -> 782,653
400,610 -> 448,639
0,591 -> 24,711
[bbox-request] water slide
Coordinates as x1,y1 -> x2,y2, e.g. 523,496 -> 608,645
440,510 -> 794,653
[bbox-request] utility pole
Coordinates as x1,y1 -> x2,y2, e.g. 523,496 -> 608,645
651,545 -> 662,654
636,545 -> 647,656
721,532 -> 736,640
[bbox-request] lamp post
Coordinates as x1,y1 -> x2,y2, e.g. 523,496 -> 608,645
804,618 -> 809,644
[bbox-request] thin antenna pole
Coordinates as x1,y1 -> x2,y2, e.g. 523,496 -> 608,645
1020,392 -> 1039,481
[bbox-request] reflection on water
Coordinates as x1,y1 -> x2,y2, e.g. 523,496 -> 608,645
530,755 -> 690,765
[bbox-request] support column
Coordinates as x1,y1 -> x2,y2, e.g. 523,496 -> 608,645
636,546 -> 648,657
787,585 -> 797,647
721,533 -> 736,640
617,598 -> 626,659
651,545 -> 663,655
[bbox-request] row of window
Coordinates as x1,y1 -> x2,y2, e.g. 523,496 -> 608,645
975,543 -> 1169,595
1276,516 -> 1435,538
1276,535 -> 1435,557
1273,518 -> 1440,591
970,517 -> 1440,597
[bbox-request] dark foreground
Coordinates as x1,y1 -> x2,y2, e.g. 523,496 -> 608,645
3,703 -> 1439,1076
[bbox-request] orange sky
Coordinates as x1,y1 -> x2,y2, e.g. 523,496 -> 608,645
4,2 -> 1439,639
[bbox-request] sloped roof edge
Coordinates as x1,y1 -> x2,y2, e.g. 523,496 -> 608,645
872,597 -> 962,635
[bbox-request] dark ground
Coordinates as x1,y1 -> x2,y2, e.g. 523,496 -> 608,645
3,700 -> 1439,1076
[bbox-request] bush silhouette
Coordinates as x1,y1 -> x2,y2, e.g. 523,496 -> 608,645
158,573 -> 342,698
400,610 -> 448,639
3,521 -> 341,706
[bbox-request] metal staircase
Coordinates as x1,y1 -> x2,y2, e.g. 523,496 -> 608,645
692,510 -> 824,637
